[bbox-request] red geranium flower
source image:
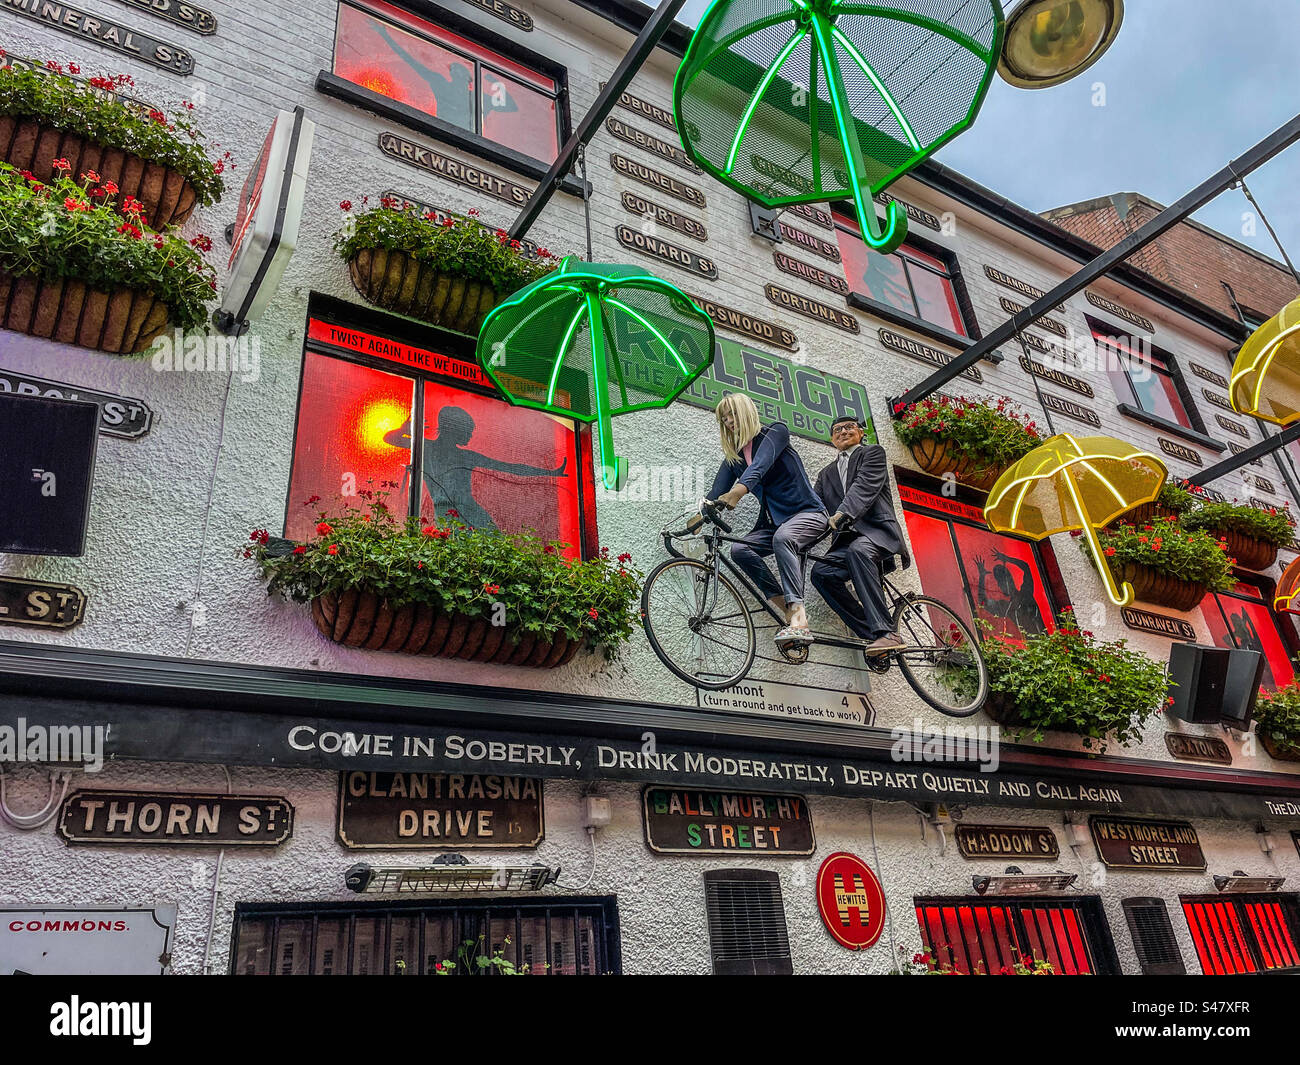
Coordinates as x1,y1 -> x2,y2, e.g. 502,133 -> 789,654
588,608 -> 599,620
316,522 -> 333,536
327,544 -> 339,555
484,583 -> 500,594
339,200 -> 352,211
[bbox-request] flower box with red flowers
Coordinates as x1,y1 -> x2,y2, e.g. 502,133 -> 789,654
891,396 -> 1041,493
0,162 -> 215,353
1088,520 -> 1235,612
0,59 -> 227,227
335,198 -> 561,334
1179,498 -> 1295,572
245,486 -> 642,668
1253,681 -> 1300,763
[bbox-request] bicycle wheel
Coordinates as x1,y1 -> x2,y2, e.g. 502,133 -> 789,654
641,558 -> 756,690
892,595 -> 988,717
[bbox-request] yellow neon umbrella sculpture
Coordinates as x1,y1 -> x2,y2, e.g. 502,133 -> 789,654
1275,554 -> 1300,615
983,433 -> 1168,607
1229,295 -> 1300,425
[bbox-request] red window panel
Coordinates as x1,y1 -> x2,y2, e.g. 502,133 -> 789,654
1201,590 -> 1296,692
1182,900 -> 1258,975
915,902 -> 1098,975
1245,901 -> 1300,969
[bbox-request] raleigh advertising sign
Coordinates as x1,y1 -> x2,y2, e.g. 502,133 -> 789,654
18,703 -> 1300,822
642,787 -> 814,855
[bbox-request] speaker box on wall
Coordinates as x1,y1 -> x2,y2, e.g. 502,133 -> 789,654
1221,648 -> 1265,731
0,392 -> 99,556
1166,643 -> 1231,724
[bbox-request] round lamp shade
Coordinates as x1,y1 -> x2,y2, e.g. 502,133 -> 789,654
997,0 -> 1123,88
1230,296 -> 1300,426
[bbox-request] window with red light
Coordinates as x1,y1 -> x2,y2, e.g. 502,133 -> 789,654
285,318 -> 592,558
1181,895 -> 1300,974
915,898 -> 1113,974
333,0 -> 562,163
1200,580 -> 1296,692
833,214 -> 967,336
899,484 -> 1059,645
1092,318 -> 1199,432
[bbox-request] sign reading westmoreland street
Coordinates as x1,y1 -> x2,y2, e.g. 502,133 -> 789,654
954,824 -> 1059,861
338,772 -> 543,849
381,132 -> 534,206
0,370 -> 152,439
642,787 -> 814,855
60,791 -> 293,845
1089,816 -> 1206,871
0,577 -> 86,630
1,0 -> 195,73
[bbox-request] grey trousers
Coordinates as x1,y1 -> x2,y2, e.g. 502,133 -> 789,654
811,534 -> 894,640
730,510 -> 829,606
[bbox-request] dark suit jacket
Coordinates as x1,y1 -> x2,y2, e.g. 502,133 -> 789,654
709,422 -> 825,530
814,444 -> 910,566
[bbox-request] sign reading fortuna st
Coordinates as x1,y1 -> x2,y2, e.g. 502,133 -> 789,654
641,787 -> 814,855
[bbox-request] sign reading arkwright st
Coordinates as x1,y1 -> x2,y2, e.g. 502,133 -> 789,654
610,152 -> 707,207
60,791 -> 293,846
641,787 -> 815,855
0,370 -> 152,439
380,132 -> 533,205
337,772 -> 543,849
954,824 -> 1059,860
0,577 -> 86,630
880,328 -> 981,383
1089,816 -> 1206,871
3,0 -> 195,72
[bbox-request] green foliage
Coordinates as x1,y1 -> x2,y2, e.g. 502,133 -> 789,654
1155,480 -> 1199,514
431,935 -> 539,975
894,946 -> 1056,975
1181,499 -> 1296,547
891,395 -> 1042,469
245,486 -> 642,658
983,612 -> 1171,751
0,163 -> 215,331
1091,519 -> 1235,592
335,197 -> 560,295
0,58 -> 226,205
1255,682 -> 1300,753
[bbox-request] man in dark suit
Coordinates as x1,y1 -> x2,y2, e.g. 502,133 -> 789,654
810,416 -> 911,656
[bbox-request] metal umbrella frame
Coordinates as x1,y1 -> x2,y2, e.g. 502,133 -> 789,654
476,257 -> 717,491
984,433 -> 1168,607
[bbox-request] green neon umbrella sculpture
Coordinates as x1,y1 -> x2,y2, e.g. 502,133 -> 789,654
476,258 -> 717,491
675,0 -> 1005,253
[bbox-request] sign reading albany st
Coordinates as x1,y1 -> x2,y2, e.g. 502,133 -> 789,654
605,116 -> 699,172
60,791 -> 293,845
1090,816 -> 1205,871
338,772 -> 543,849
2,0 -> 195,73
642,787 -> 814,855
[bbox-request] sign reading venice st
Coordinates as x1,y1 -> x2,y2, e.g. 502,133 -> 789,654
641,787 -> 815,855
60,791 -> 293,846
817,852 -> 886,951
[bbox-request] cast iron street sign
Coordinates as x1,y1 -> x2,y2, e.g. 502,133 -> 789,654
642,787 -> 814,855
60,791 -> 293,845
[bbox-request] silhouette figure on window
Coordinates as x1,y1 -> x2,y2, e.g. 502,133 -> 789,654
384,406 -> 567,531
371,23 -> 518,132
972,550 -> 1046,636
1221,606 -> 1277,691
858,250 -> 913,312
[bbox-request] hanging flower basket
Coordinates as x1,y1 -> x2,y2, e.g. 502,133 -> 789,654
906,435 -> 1004,492
336,197 -> 559,335
892,396 -> 1040,494
0,271 -> 170,354
1113,562 -> 1208,612
1180,499 -> 1294,572
1217,528 -> 1278,571
1260,731 -> 1300,763
311,589 -> 582,668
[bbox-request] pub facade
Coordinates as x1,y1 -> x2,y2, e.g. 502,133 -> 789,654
2,0 -> 1300,976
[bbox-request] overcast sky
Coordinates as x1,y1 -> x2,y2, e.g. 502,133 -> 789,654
677,0 -> 1300,282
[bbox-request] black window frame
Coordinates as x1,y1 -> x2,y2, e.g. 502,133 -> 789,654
230,895 -> 622,975
317,0 -> 583,194
283,292 -> 598,558
703,869 -> 792,976
1179,892 -> 1300,975
831,208 -> 980,349
1122,897 -> 1187,975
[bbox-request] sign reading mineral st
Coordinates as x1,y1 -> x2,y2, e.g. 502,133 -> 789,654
1089,816 -> 1206,871
817,852 -> 886,951
641,787 -> 814,855
59,791 -> 293,846
337,771 -> 543,849
696,678 -> 872,727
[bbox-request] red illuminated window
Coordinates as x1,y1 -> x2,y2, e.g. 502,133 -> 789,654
899,484 -> 1060,645
285,318 -> 593,556
1092,318 -> 1201,432
1181,895 -> 1300,974
833,214 -> 966,336
332,0 -> 562,162
915,898 -> 1112,974
1200,581 -> 1296,692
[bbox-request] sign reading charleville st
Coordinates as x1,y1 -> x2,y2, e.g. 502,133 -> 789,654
880,328 -> 981,383
641,787 -> 815,855
616,224 -> 717,279
337,772 -> 543,849
954,824 -> 1059,860
60,791 -> 293,846
2,0 -> 195,73
620,190 -> 707,242
765,283 -> 858,333
1089,816 -> 1206,871
1165,734 -> 1232,766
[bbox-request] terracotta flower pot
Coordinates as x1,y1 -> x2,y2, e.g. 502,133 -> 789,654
1260,730 -> 1300,763
310,589 -> 583,668
908,436 -> 1004,493
348,249 -> 501,334
0,119 -> 199,227
1113,562 -> 1208,613
0,271 -> 170,354
1211,527 -> 1278,572
1106,501 -> 1180,532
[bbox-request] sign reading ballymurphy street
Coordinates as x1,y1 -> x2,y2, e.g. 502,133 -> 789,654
0,370 -> 153,439
610,152 -> 707,207
954,824 -> 1059,860
616,225 -> 717,278
337,772 -> 543,849
642,787 -> 815,855
1090,816 -> 1206,871
380,133 -> 533,206
463,0 -> 533,30
605,116 -> 699,172
765,283 -> 858,333
880,328 -> 982,383
0,577 -> 86,630
621,190 -> 707,242
3,1 -> 195,72
60,791 -> 293,845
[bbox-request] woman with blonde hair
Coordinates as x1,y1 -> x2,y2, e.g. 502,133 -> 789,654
703,393 -> 828,642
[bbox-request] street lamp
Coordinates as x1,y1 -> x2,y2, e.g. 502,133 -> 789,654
997,0 -> 1124,89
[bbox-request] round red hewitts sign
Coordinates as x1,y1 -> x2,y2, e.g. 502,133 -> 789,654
816,852 -> 886,950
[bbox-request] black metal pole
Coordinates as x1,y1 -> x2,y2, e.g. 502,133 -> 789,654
509,0 -> 690,241
1186,421 -> 1300,486
888,111 -> 1300,416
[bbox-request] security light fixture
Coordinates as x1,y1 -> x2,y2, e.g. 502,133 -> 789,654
1212,871 -> 1286,893
997,0 -> 1124,89
972,868 -> 1079,895
344,858 -> 561,894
